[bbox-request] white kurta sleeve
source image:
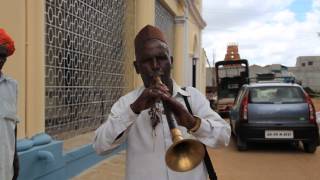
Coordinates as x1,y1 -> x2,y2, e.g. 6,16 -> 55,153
93,97 -> 138,155
187,87 -> 231,148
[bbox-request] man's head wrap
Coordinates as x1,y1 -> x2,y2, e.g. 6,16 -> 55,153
134,25 -> 167,56
0,28 -> 15,57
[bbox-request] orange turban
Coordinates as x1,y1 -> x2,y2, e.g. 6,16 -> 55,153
0,28 -> 15,57
134,25 -> 167,55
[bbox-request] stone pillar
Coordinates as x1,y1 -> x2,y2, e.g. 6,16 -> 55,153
133,0 -> 156,88
173,16 -> 187,85
25,0 -> 45,137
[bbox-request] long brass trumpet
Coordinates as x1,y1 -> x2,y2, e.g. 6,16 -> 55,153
153,76 -> 205,172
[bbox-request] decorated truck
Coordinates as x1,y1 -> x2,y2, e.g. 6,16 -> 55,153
215,59 -> 249,117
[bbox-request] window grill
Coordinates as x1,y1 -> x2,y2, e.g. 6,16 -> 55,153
45,0 -> 125,139
155,0 -> 174,54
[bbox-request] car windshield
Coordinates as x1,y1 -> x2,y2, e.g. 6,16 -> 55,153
249,86 -> 306,104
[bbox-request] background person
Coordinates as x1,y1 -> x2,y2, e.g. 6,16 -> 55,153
0,28 -> 20,180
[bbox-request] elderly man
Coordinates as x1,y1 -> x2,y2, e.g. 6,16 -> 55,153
0,28 -> 19,180
93,25 -> 230,180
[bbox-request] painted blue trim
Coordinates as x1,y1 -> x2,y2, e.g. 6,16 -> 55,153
32,133 -> 52,146
37,151 -> 56,163
17,133 -> 53,152
65,143 -> 126,179
17,141 -> 65,180
17,136 -> 127,180
17,139 -> 34,152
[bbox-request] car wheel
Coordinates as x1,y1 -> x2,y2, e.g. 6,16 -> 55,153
303,141 -> 317,153
237,136 -> 247,151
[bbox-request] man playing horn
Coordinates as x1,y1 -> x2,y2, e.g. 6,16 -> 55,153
93,25 -> 230,180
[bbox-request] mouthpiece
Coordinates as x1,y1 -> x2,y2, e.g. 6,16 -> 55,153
154,76 -> 163,85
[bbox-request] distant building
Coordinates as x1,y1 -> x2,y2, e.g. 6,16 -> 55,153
224,43 -> 241,61
289,56 -> 320,91
211,52 -> 320,92
249,56 -> 320,92
249,64 -> 270,79
206,67 -> 216,88
250,64 -> 294,80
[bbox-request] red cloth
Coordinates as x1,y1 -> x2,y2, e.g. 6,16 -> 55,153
0,28 -> 15,56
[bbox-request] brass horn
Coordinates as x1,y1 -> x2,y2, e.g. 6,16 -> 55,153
154,76 -> 205,172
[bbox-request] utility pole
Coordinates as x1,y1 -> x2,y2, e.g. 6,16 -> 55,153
212,50 -> 216,87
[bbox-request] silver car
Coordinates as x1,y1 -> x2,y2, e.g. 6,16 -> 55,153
230,82 -> 320,153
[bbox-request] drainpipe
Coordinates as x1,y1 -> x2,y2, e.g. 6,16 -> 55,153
192,57 -> 197,87
183,0 -> 189,86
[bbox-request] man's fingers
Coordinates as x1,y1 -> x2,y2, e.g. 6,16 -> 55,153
152,83 -> 169,92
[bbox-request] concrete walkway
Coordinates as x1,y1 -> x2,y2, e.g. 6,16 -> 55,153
62,131 -> 125,180
72,151 -> 126,180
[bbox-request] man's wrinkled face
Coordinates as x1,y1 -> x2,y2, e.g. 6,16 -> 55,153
134,39 -> 172,87
0,46 -> 7,70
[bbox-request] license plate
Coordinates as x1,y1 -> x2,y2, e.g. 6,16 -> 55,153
265,130 -> 294,139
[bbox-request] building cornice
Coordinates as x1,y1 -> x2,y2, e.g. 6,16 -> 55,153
186,0 -> 207,29
177,0 -> 206,28
175,16 -> 187,24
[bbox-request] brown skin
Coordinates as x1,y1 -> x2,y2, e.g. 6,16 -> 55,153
131,39 -> 196,129
0,46 -> 8,73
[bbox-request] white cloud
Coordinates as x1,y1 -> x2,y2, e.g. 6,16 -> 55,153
202,0 -> 320,67
272,10 -> 296,23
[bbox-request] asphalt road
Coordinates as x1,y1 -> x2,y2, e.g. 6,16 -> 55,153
209,135 -> 320,180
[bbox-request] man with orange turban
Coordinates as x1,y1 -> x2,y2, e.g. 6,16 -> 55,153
0,28 -> 20,180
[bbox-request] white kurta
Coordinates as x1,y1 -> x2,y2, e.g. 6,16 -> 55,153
93,81 -> 231,180
0,74 -> 19,180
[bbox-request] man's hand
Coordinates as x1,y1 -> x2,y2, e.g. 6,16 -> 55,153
162,97 -> 196,130
130,83 -> 170,114
130,83 -> 197,130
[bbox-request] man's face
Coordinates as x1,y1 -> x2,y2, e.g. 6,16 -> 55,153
134,39 -> 172,88
0,46 -> 7,70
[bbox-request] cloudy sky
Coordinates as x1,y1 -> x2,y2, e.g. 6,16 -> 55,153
202,0 -> 320,67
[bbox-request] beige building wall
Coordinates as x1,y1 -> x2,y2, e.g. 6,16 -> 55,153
133,0 -> 156,88
134,0 -> 207,93
198,49 -> 207,93
123,0 -> 137,93
1,0 -> 207,139
187,0 -> 206,93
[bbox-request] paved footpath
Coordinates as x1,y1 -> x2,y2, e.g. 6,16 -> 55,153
72,151 -> 126,180
72,139 -> 320,180
63,131 -> 126,180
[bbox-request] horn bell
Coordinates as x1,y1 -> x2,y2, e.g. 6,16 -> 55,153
165,139 -> 205,172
